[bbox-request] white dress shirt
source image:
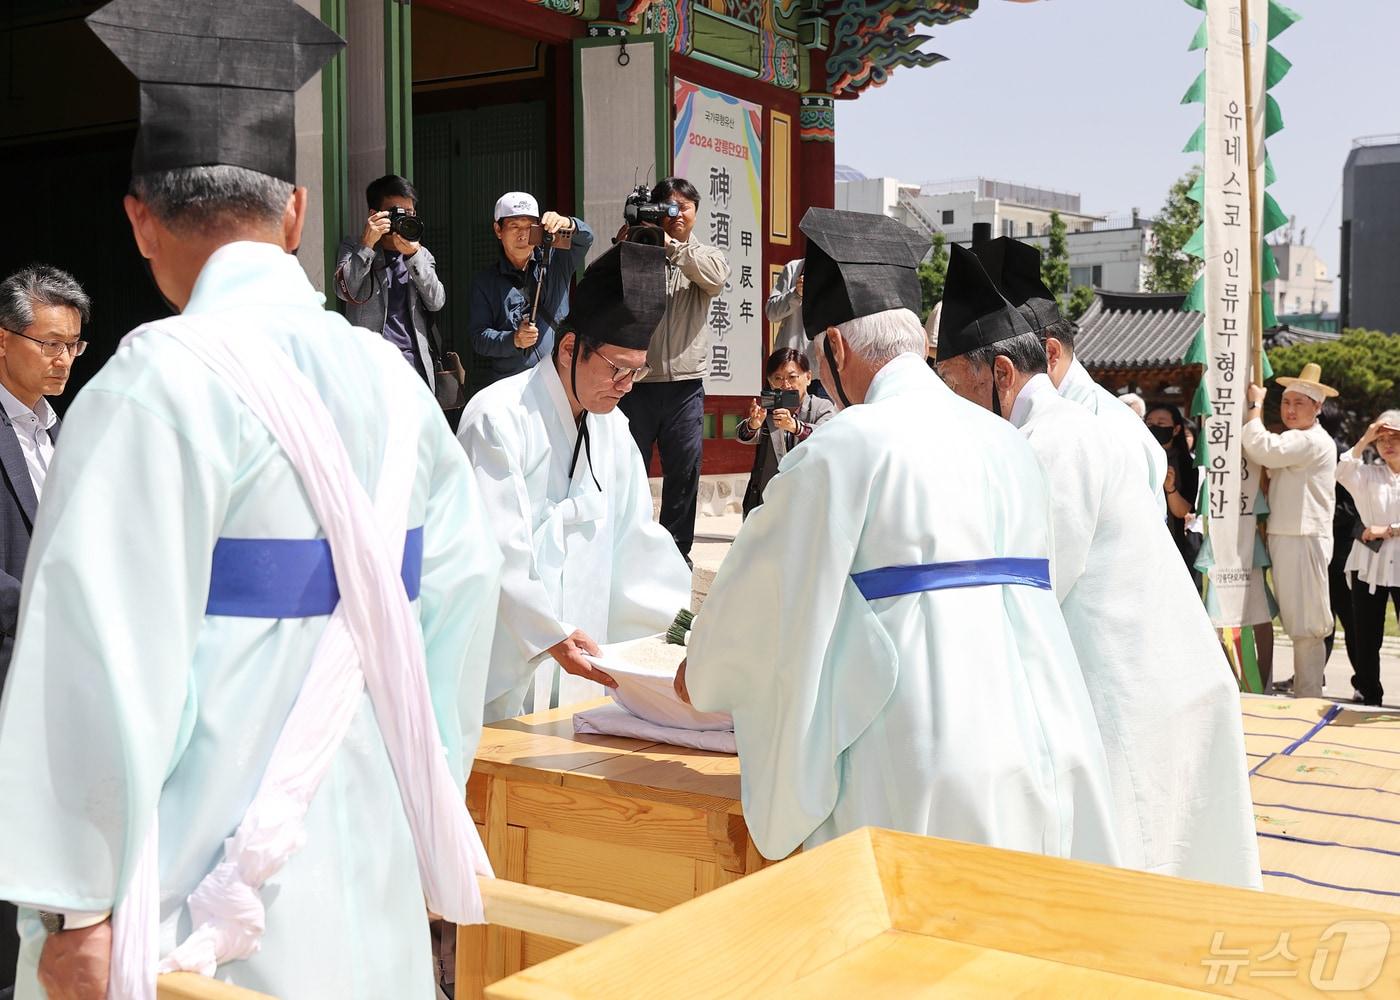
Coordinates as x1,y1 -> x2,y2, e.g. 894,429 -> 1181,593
0,380 -> 56,500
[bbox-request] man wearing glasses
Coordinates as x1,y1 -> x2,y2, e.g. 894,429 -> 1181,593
0,263 -> 88,993
458,242 -> 691,722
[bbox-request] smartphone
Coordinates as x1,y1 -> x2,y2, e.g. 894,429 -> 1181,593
528,224 -> 573,250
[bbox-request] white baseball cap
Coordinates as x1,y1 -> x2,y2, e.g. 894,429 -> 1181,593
493,192 -> 540,222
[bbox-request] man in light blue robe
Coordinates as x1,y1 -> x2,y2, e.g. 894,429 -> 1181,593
459,242 -> 691,723
678,210 -> 1119,866
0,3 -> 501,997
937,240 -> 1260,889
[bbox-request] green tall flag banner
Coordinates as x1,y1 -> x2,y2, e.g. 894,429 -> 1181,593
1179,0 -> 1298,691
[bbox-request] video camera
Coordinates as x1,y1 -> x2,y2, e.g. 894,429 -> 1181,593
624,185 -> 680,226
386,206 -> 425,243
620,185 -> 679,247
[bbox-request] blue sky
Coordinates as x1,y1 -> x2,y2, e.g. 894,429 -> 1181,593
836,0 -> 1400,278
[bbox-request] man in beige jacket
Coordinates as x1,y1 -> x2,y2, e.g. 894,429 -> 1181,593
616,176 -> 730,562
1243,363 -> 1339,697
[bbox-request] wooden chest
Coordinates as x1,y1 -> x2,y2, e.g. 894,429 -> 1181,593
459,700 -> 773,992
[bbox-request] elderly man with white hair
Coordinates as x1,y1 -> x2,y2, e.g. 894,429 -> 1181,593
1243,363 -> 1339,697
676,209 -> 1119,867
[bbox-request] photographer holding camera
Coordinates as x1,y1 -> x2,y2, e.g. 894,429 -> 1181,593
335,175 -> 449,388
615,177 -> 730,562
467,192 -> 594,386
737,347 -> 834,518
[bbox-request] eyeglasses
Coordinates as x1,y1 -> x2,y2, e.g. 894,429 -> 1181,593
596,351 -> 649,385
4,329 -> 87,358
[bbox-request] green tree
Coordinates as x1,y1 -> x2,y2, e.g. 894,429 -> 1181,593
1268,329 -> 1400,439
1146,168 -> 1203,293
1042,211 -> 1071,300
1066,284 -> 1096,322
918,231 -> 949,321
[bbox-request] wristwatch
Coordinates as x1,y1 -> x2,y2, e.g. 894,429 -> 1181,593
39,910 -> 64,934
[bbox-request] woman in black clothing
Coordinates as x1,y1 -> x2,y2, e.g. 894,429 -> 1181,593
1145,403 -> 1200,567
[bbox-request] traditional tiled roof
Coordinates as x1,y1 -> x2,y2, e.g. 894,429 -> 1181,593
1075,291 -> 1202,370
1077,290 -> 1344,372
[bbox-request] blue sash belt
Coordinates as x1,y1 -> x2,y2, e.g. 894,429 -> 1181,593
206,527 -> 424,618
852,557 -> 1052,601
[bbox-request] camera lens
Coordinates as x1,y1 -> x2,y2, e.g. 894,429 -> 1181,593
394,214 -> 425,242
625,225 -> 667,248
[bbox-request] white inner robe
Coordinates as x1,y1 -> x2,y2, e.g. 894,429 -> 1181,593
1059,357 -> 1168,519
457,360 -> 691,722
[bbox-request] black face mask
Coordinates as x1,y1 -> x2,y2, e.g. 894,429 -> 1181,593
1149,424 -> 1177,445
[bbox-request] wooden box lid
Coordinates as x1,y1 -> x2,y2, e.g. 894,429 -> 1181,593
486,826 -> 1400,998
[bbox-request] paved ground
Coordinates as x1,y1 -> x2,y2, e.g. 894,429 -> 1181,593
687,509 -> 1400,709
1271,631 -> 1400,708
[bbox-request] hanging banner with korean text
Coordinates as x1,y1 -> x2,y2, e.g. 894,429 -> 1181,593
1188,1 -> 1259,630
673,79 -> 762,395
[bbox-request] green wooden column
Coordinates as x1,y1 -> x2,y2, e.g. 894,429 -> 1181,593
321,0 -> 349,307
385,0 -> 414,178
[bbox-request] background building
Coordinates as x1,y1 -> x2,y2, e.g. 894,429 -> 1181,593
837,171 -> 1159,293
1264,242 -> 1336,331
1341,135 -> 1400,334
1022,214 -> 1153,295
0,0 -> 1002,476
837,175 -> 1102,243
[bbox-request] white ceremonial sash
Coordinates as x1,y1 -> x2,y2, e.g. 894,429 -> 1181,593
106,320 -> 491,1000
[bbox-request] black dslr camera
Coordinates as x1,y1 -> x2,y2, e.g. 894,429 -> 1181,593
621,185 -> 679,247
387,206 -> 425,243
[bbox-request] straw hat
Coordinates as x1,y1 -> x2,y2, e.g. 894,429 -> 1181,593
1275,362 -> 1339,401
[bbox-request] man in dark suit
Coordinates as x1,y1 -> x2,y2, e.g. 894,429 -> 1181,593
0,264 -> 88,997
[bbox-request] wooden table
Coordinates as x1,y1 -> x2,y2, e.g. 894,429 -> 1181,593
459,700 -> 773,992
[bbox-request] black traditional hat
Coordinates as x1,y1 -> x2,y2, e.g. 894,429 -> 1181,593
973,237 -> 1062,333
565,242 -> 666,351
86,0 -> 346,184
799,208 -> 927,338
936,244 -> 1034,363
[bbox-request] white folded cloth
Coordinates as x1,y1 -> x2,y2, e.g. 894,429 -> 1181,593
573,702 -> 737,754
585,637 -> 733,731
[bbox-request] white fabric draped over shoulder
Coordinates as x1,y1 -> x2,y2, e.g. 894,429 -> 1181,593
0,243 -> 501,1000
686,353 -> 1121,866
